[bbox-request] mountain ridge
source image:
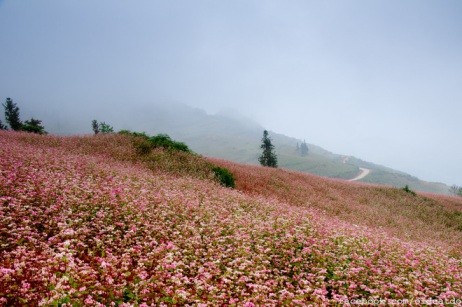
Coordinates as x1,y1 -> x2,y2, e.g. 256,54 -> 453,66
45,102 -> 450,194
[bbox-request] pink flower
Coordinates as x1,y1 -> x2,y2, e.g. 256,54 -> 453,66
21,281 -> 31,290
85,296 -> 95,305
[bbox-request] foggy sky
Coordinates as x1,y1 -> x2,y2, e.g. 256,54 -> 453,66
1,0 -> 461,185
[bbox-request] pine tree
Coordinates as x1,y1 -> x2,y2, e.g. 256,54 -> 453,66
259,130 -> 278,167
92,120 -> 100,134
3,98 -> 22,130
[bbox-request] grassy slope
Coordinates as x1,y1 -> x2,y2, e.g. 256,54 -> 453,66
189,133 -> 450,194
360,169 -> 450,194
116,104 -> 450,194
345,157 -> 450,194
1,131 -> 461,305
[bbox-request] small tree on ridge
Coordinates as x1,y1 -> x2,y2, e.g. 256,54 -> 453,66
92,120 -> 100,134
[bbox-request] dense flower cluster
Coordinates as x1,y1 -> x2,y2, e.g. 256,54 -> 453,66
0,132 -> 461,305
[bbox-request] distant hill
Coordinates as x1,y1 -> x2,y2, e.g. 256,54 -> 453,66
47,102 -> 451,195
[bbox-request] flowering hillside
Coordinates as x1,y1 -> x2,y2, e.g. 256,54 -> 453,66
210,159 -> 462,255
0,131 -> 461,305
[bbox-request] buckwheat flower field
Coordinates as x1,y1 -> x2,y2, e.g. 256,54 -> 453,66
0,131 -> 461,305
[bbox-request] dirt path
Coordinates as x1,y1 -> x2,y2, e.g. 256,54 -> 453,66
348,167 -> 370,181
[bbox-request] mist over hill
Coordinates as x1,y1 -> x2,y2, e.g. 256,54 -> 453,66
44,102 -> 449,194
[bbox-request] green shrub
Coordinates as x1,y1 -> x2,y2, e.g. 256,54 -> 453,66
22,118 -> 47,134
149,134 -> 190,152
212,167 -> 235,188
119,130 -> 192,154
99,122 -> 114,133
402,185 -> 416,196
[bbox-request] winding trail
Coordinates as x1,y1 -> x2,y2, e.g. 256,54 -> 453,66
348,167 -> 371,181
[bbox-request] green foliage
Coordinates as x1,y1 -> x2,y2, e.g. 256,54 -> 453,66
402,185 -> 416,196
119,130 -> 149,140
92,120 -> 114,134
119,130 -> 190,153
149,134 -> 190,152
22,118 -> 47,134
3,98 -> 22,131
118,129 -> 131,135
259,130 -> 278,167
212,167 -> 235,188
122,287 -> 139,303
99,122 -> 114,133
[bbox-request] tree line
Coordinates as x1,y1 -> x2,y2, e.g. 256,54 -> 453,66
0,98 -> 46,134
92,120 -> 114,134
